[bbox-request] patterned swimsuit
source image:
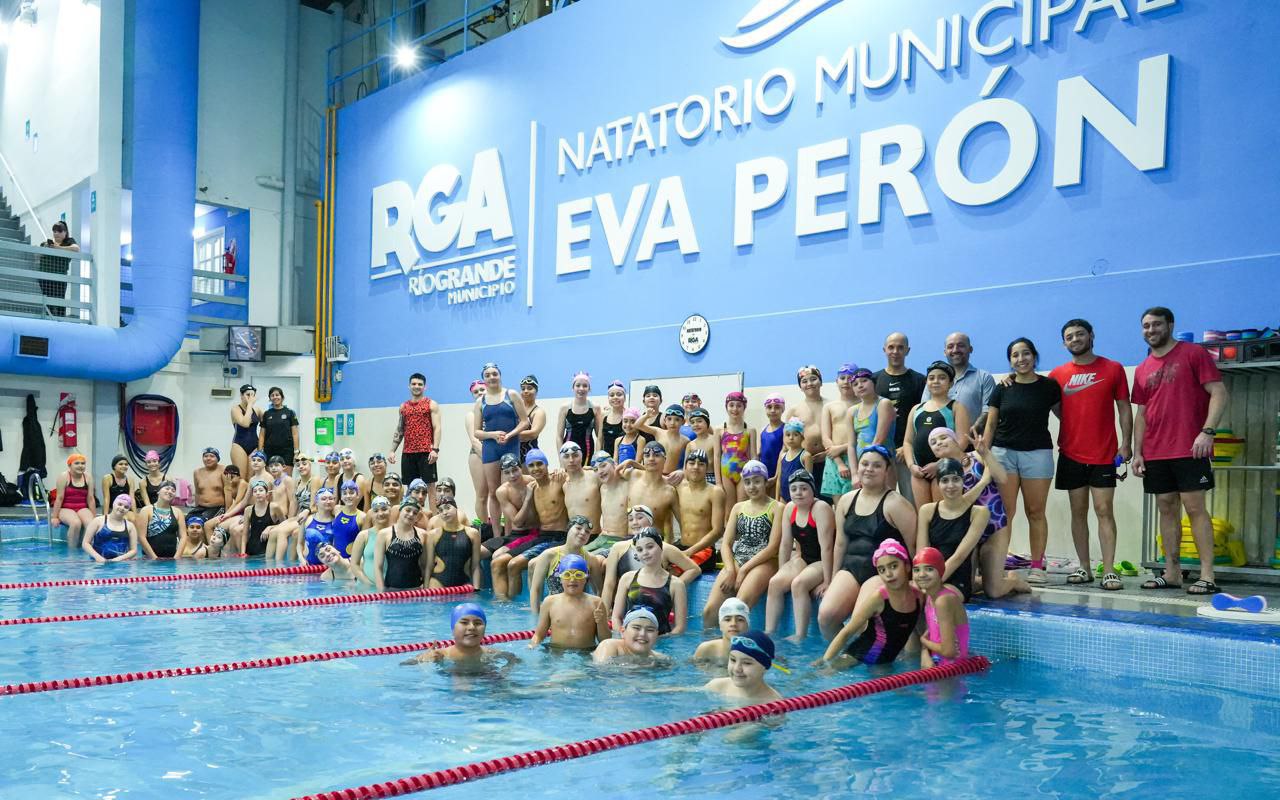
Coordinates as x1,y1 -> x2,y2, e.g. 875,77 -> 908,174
731,500 -> 776,566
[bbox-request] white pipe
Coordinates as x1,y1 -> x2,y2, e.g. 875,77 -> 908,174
0,149 -> 50,242
280,0 -> 300,326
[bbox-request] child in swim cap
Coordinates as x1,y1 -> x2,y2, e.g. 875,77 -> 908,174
705,629 -> 784,701
912,546 -> 969,667
694,597 -> 752,666
530,551 -> 611,651
592,607 -> 673,665
403,603 -> 517,675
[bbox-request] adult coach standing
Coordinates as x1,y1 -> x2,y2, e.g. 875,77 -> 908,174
390,373 -> 443,508
1131,307 -> 1228,595
938,332 -> 996,426
259,387 -> 300,466
1049,320 -> 1132,590
874,332 -> 926,501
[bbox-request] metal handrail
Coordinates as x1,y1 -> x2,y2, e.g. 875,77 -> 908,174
0,149 -> 49,243
0,238 -> 95,323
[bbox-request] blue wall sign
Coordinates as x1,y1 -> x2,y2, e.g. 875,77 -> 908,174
331,0 -> 1280,408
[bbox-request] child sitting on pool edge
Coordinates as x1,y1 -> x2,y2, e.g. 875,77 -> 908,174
705,629 -> 784,701
693,597 -> 751,666
530,554 -> 611,650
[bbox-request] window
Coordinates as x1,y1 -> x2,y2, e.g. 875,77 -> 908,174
192,229 -> 225,302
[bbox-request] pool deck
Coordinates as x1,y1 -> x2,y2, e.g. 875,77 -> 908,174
1010,571 -> 1280,619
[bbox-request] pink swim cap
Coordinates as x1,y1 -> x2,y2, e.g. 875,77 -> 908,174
145,450 -> 160,461
725,391 -> 747,406
873,539 -> 910,565
764,393 -> 785,407
622,407 -> 641,420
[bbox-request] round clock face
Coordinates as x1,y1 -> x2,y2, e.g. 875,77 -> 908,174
230,326 -> 262,360
680,315 -> 710,355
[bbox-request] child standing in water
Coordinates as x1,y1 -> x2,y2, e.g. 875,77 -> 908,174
530,554 -> 611,650
694,598 -> 752,666
704,630 -> 784,701
913,546 -> 970,667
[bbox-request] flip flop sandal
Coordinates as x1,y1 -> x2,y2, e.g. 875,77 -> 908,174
1186,579 -> 1219,596
1101,572 -> 1123,591
1141,576 -> 1181,590
1067,568 -> 1094,584
1118,560 -> 1139,577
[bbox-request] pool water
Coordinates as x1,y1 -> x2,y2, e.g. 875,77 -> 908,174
2,543 -> 1278,799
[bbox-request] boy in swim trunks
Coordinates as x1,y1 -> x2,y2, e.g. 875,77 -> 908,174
560,442 -> 602,532
497,449 -> 569,598
674,448 -> 724,566
404,604 -> 518,675
622,442 -> 680,537
592,607 -> 671,664
705,629 -> 784,701
530,554 -> 611,650
590,452 -> 631,546
785,365 -> 828,490
694,597 -> 752,666
820,363 -> 859,501
190,447 -> 227,522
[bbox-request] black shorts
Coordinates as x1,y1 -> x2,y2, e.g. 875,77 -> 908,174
1142,457 -> 1214,495
401,452 -> 438,485
188,505 -> 224,521
1055,453 -> 1117,491
264,446 -> 293,467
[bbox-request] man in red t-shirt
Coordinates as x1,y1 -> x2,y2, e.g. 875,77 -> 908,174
389,372 -> 443,508
1131,307 -> 1228,595
1049,318 -> 1133,591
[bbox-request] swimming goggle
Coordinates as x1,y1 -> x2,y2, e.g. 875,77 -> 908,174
729,635 -> 791,674
368,453 -> 386,463
557,569 -> 588,582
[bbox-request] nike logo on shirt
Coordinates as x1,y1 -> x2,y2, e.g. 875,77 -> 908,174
1063,373 -> 1103,395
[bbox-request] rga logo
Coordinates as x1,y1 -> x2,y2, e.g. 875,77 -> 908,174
720,0 -> 843,50
370,147 -> 519,305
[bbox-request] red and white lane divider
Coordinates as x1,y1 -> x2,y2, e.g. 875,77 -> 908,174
0,563 -> 326,590
0,628 -> 534,697
0,584 -> 477,627
291,656 -> 991,800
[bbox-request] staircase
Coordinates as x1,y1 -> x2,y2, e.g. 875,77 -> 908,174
0,190 -> 55,319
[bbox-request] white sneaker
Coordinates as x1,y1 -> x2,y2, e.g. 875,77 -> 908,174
1027,567 -> 1047,586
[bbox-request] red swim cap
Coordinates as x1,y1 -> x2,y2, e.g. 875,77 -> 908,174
913,546 -> 946,575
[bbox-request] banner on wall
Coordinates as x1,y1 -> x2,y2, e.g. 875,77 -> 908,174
368,0 -> 1177,307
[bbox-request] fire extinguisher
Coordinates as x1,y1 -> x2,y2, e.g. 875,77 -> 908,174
223,238 -> 237,275
55,392 -> 78,448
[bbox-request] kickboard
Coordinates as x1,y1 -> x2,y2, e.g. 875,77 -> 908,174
1196,605 -> 1280,624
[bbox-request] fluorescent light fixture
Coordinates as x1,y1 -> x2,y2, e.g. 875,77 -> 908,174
394,45 -> 417,69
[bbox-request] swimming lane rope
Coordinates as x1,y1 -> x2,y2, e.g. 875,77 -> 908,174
0,563 -> 326,590
0,627 -> 534,697
0,583 -> 477,627
292,656 -> 991,800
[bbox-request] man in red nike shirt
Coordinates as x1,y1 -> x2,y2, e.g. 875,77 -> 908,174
1131,307 -> 1228,595
1049,319 -> 1132,590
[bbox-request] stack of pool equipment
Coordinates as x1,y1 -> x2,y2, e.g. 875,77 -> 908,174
1156,516 -> 1245,567
1192,325 -> 1280,363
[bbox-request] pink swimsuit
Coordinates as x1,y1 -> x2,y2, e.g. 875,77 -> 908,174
924,585 -> 969,665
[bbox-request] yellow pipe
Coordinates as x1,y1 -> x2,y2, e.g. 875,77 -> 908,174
313,198 -> 325,403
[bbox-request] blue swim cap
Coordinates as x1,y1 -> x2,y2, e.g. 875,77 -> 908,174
525,448 -> 548,466
186,515 -> 205,527
730,630 -> 775,670
340,480 -> 360,493
450,603 -> 487,628
555,553 -> 589,576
